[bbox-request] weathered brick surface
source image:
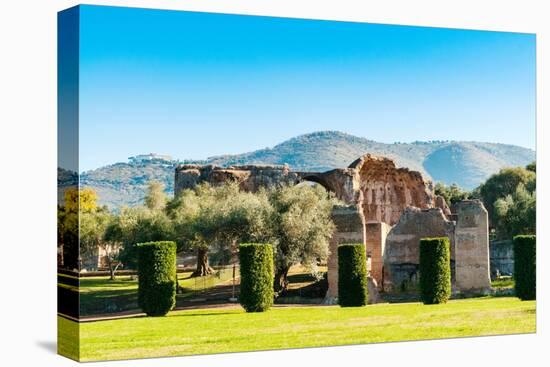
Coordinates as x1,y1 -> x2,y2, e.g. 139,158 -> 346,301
365,222 -> 391,283
383,207 -> 455,292
173,155 -> 491,299
349,154 -> 435,225
325,205 -> 366,300
454,200 -> 491,292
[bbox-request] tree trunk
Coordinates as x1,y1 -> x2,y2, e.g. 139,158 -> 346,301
192,248 -> 214,277
274,266 -> 291,294
109,262 -> 121,280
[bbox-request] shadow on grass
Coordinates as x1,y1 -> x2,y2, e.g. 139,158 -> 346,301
169,311 -> 239,318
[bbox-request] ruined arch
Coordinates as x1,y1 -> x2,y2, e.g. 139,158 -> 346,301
173,154 -> 490,300
297,173 -> 336,193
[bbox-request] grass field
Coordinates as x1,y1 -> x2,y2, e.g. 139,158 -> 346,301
64,265 -> 322,316
492,277 -> 515,289
58,297 -> 535,362
73,269 -> 235,315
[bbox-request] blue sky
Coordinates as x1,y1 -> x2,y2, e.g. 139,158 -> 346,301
76,5 -> 536,172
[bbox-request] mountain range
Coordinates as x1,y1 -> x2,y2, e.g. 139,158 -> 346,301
75,131 -> 535,209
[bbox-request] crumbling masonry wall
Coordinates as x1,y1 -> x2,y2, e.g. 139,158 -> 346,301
383,208 -> 456,292
175,164 -> 299,194
382,201 -> 491,294
174,154 -> 492,299
454,200 -> 491,292
349,154 -> 435,225
365,222 -> 392,283
325,205 -> 366,299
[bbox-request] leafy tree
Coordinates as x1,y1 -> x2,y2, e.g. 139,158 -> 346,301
477,167 -> 536,231
105,207 -> 174,269
104,181 -> 174,269
144,180 -> 167,211
167,182 -> 335,287
526,161 -> 536,173
167,183 -> 273,276
80,209 -> 122,279
434,182 -> 470,205
57,205 -> 77,269
58,187 -> 99,270
494,184 -> 536,239
167,185 -> 213,276
207,185 -> 273,261
268,184 -> 336,293
63,187 -> 98,213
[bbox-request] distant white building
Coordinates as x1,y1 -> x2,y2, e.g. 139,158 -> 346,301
129,153 -> 173,163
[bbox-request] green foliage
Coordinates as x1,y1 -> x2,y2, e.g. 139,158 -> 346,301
106,207 -> 174,269
513,235 -> 536,300
269,184 -> 336,291
58,187 -> 101,270
526,161 -> 536,173
494,185 -> 536,239
144,181 -> 167,211
168,182 -> 336,285
419,237 -> 451,304
337,244 -> 368,307
58,204 -> 78,269
167,183 -> 274,275
168,183 -> 273,251
63,187 -> 98,213
477,167 -> 536,230
434,182 -> 470,205
79,208 -> 122,277
137,241 -> 177,316
239,243 -> 274,312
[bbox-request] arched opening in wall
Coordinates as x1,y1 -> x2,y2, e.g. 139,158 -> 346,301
298,175 -> 335,197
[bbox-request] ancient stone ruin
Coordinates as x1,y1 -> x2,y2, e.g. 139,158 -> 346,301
175,153 -> 492,301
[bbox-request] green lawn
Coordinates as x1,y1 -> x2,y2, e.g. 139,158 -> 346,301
75,269 -> 236,315
58,297 -> 535,362
492,277 -> 515,289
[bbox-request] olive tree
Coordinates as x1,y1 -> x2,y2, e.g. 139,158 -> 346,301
494,184 -> 536,239
105,206 -> 174,270
144,180 -> 167,211
167,183 -> 272,276
477,166 -> 535,232
268,184 -> 336,293
80,209 -> 122,279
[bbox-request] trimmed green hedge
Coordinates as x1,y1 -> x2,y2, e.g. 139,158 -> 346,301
419,237 -> 451,304
137,241 -> 177,316
239,243 -> 274,312
513,235 -> 536,300
338,244 -> 368,307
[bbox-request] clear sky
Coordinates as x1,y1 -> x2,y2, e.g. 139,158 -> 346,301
77,5 -> 536,172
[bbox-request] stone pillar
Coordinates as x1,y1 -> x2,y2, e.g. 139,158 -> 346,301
325,205 -> 366,302
454,200 -> 491,292
365,221 -> 391,284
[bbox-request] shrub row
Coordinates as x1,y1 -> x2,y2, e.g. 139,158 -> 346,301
239,243 -> 274,312
137,241 -> 177,316
419,237 -> 451,304
338,243 -> 368,307
513,235 -> 536,300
